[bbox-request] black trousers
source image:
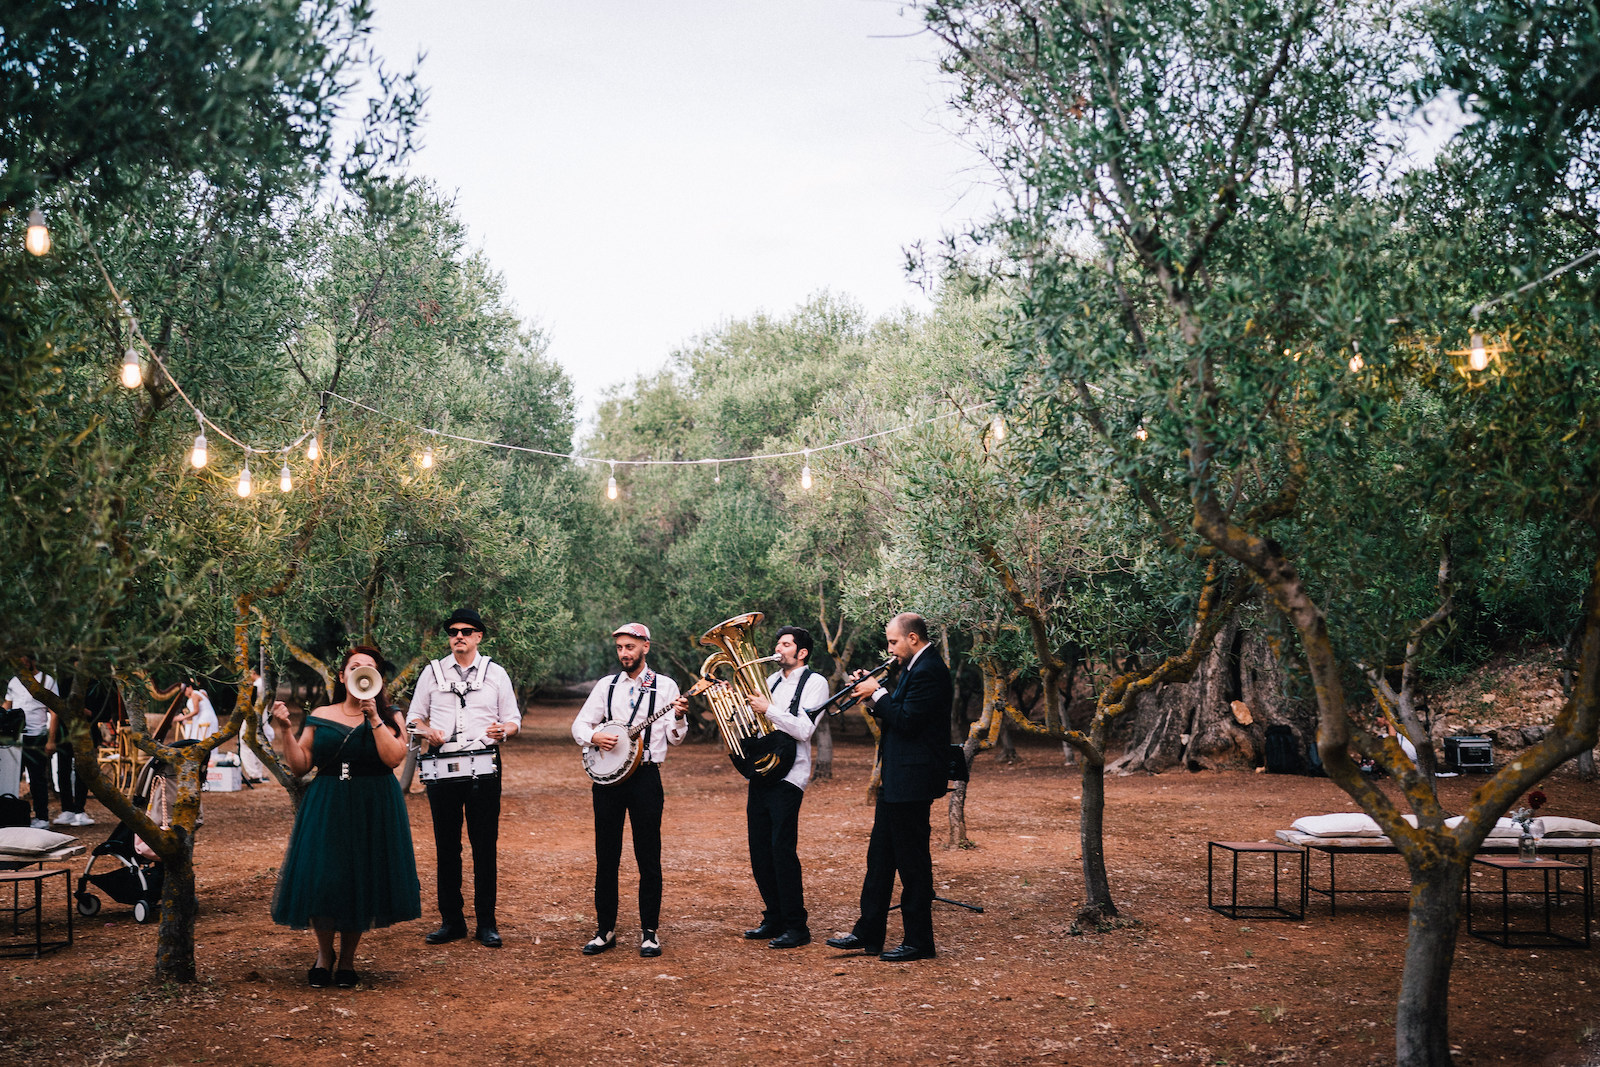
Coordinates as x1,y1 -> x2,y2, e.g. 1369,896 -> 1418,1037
592,763 -> 664,934
425,773 -> 501,927
21,733 -> 49,821
54,742 -> 88,814
747,780 -> 807,932
852,798 -> 935,951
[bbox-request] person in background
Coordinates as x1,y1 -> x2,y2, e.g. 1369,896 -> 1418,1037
4,655 -> 60,829
239,667 -> 274,784
177,681 -> 219,742
270,646 -> 420,988
46,699 -> 91,826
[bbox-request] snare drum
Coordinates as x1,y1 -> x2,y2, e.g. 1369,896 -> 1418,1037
417,747 -> 499,782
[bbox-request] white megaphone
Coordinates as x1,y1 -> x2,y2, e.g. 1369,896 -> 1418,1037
347,664 -> 383,700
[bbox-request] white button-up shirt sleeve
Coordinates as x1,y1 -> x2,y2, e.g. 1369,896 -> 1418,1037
764,669 -> 830,741
571,675 -> 617,748
572,669 -> 685,762
488,662 -> 521,735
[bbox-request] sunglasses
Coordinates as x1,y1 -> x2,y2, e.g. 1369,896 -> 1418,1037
446,627 -> 480,637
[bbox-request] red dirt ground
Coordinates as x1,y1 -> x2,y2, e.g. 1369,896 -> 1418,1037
3,698 -> 1598,1067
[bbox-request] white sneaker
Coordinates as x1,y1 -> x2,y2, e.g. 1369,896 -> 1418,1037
51,811 -> 75,825
71,811 -> 96,826
29,818 -> 49,829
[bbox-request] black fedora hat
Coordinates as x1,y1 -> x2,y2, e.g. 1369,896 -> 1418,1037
444,607 -> 487,633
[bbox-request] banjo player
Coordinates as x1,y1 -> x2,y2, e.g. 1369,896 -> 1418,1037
407,608 -> 521,950
571,622 -> 688,958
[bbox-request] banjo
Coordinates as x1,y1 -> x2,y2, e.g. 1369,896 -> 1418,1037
582,675 -> 680,786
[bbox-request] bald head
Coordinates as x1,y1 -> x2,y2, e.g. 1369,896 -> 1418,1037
885,612 -> 930,665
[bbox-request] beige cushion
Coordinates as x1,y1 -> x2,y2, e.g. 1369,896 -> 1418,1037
1537,816 -> 1600,838
0,826 -> 77,856
1291,813 -> 1383,837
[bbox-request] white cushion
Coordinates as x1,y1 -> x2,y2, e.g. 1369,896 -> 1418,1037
1290,813 -> 1383,837
1396,813 -> 1519,837
1537,816 -> 1600,838
0,826 -> 76,855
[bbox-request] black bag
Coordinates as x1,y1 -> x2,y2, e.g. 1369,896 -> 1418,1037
0,793 -> 30,828
1304,737 -> 1327,777
946,744 -> 971,783
1264,724 -> 1300,774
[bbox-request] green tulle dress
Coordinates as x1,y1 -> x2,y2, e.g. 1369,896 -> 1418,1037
270,718 -> 422,932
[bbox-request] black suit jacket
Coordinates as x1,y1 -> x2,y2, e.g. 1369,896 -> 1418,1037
872,646 -> 953,804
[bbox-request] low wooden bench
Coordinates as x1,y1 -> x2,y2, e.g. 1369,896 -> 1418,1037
0,867 -> 73,958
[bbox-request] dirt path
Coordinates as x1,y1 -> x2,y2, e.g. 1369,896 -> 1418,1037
3,699 -> 1598,1066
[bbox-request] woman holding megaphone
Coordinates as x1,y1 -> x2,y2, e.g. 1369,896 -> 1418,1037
269,646 -> 422,988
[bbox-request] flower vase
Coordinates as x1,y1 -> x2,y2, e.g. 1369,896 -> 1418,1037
1518,832 -> 1538,863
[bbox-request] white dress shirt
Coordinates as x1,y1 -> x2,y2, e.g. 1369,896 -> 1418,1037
572,667 -> 686,764
407,652 -> 521,750
5,672 -> 58,735
763,665 -> 832,790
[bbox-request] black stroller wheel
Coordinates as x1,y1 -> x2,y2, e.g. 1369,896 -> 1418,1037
76,893 -> 101,917
132,900 -> 153,924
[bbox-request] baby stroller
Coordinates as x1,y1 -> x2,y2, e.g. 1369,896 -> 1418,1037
74,751 -> 178,923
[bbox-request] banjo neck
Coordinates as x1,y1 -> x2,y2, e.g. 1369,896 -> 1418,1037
621,683 -> 676,740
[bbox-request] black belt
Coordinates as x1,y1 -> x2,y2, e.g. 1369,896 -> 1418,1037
324,765 -> 395,778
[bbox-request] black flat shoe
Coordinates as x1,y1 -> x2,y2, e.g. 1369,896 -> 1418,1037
743,920 -> 783,940
334,969 -> 359,988
307,966 -> 331,988
825,934 -> 882,953
582,931 -> 616,956
475,926 -> 502,948
769,929 -> 811,949
639,930 -> 662,958
879,943 -> 937,962
424,923 -> 468,945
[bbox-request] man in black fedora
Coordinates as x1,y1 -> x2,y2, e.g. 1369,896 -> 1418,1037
406,608 -> 521,948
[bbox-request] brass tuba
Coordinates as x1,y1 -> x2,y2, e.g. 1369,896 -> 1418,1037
687,611 -> 792,780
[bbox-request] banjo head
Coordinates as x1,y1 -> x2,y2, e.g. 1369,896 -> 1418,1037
583,734 -> 639,786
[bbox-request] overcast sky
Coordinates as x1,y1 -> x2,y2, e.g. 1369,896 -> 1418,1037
366,1 -> 992,415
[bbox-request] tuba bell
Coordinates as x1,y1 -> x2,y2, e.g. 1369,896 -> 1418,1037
687,612 -> 794,781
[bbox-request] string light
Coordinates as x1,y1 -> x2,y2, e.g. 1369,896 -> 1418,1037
279,459 -> 292,493
306,429 -> 320,462
606,460 -> 618,500
1347,341 -> 1364,373
24,209 -> 50,256
420,445 -> 434,470
990,415 -> 1007,443
713,461 -> 721,485
1468,332 -> 1489,372
120,347 -> 142,389
236,459 -> 253,498
1133,423 -> 1149,442
800,450 -> 813,490
190,415 -> 208,469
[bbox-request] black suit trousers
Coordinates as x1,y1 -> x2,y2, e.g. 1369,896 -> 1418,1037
852,798 -> 935,951
592,762 -> 664,934
746,780 -> 807,932
425,773 -> 501,927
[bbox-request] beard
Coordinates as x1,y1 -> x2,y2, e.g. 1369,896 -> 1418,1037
617,650 -> 643,672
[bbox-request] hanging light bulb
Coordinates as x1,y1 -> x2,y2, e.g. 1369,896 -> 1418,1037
306,431 -> 320,462
1468,331 -> 1489,372
120,347 -> 142,389
991,414 -> 1008,443
190,415 -> 208,469
713,461 -> 721,485
800,450 -> 813,490
606,461 -> 618,500
1347,340 -> 1364,373
279,458 -> 293,493
24,209 -> 50,256
237,460 -> 253,498
1133,423 -> 1149,442
421,444 -> 434,470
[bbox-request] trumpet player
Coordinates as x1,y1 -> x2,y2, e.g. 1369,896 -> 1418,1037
406,608 -> 521,950
740,626 -> 830,949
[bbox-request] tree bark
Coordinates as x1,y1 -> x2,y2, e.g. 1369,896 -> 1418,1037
1075,749 -> 1116,924
1395,863 -> 1467,1067
154,831 -> 198,983
812,714 -> 834,780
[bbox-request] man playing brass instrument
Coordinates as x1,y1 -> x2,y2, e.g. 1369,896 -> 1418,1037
740,625 -> 830,949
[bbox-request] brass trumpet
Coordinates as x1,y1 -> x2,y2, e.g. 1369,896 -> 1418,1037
688,612 -> 794,780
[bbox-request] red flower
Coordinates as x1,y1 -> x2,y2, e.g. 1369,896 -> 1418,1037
1529,789 -> 1548,810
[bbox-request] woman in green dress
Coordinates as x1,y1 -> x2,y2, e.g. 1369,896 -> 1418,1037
269,646 -> 421,987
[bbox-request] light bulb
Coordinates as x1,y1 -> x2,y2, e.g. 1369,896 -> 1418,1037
800,451 -> 813,490
1468,332 -> 1489,372
190,431 -> 208,469
24,209 -> 50,256
237,462 -> 252,498
1133,424 -> 1149,442
279,460 -> 293,493
991,415 -> 1007,442
306,433 -> 320,462
120,347 -> 142,389
714,463 -> 721,485
606,461 -> 618,500
421,445 -> 434,469
1348,351 -> 1364,373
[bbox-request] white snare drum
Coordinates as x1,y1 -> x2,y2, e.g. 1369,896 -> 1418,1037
418,748 -> 499,782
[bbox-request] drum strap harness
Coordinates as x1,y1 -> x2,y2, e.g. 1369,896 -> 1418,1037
605,668 -> 657,761
419,656 -> 500,782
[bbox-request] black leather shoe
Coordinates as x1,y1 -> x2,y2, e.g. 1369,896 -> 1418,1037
744,920 -> 783,940
475,926 -> 502,948
825,934 -> 882,953
424,923 -> 468,945
639,930 -> 662,958
769,929 -> 811,949
581,931 -> 616,956
307,965 -> 331,988
880,943 -> 937,962
334,969 -> 359,988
